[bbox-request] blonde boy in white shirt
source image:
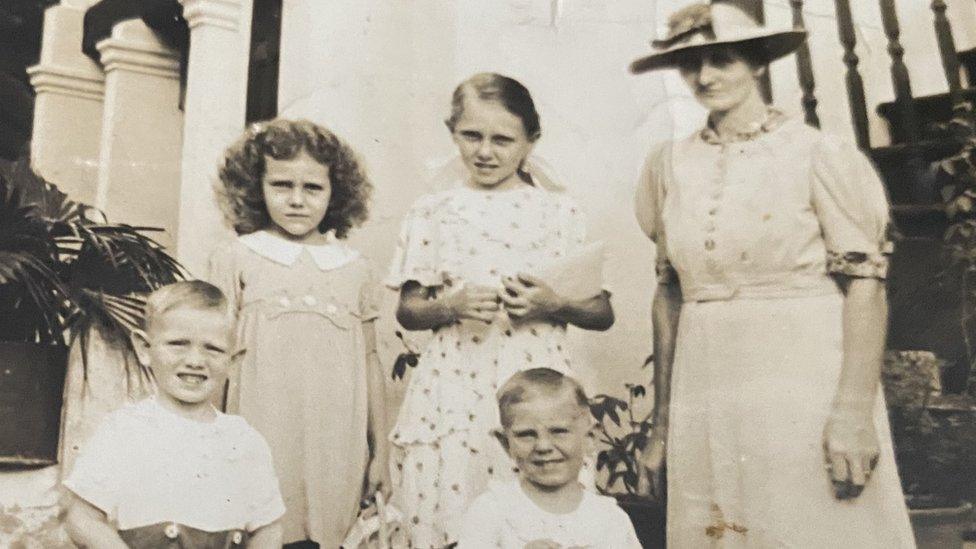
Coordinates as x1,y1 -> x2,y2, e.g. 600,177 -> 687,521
63,281 -> 284,548
457,368 -> 642,548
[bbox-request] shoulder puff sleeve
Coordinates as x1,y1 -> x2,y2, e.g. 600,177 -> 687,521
385,194 -> 446,289
634,142 -> 677,284
811,136 -> 893,279
456,491 -> 503,548
207,243 -> 243,315
242,426 -> 286,532
62,411 -> 126,521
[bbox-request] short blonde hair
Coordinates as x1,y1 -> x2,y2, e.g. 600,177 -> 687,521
144,280 -> 231,332
497,368 -> 590,428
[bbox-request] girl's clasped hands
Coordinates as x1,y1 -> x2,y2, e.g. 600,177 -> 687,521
443,274 -> 564,324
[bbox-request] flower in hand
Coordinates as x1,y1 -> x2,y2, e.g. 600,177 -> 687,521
822,409 -> 880,500
499,273 -> 565,323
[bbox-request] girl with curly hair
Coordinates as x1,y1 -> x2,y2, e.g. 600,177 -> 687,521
207,119 -> 388,548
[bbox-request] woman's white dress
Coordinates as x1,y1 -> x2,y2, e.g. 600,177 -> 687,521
635,113 -> 916,548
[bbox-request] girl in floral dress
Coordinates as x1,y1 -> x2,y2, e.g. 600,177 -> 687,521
386,73 -> 615,548
208,119 -> 389,549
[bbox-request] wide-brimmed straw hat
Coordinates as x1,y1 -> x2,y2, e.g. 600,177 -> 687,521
630,1 -> 807,73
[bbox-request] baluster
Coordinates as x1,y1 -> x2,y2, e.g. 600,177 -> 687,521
833,0 -> 870,149
931,0 -> 964,107
879,0 -> 920,143
790,0 -> 820,127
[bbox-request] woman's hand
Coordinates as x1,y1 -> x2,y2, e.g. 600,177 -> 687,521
823,408 -> 880,500
499,273 -> 564,323
638,425 -> 667,501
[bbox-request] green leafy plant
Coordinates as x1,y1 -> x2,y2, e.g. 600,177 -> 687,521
590,354 -> 654,496
0,158 -> 183,374
937,102 -> 976,386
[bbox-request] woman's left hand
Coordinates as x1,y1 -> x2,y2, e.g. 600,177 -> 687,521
822,408 -> 880,500
499,273 -> 565,323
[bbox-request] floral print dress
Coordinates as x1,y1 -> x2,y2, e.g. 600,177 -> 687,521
386,184 -> 591,547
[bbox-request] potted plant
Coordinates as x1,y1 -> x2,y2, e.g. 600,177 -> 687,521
0,158 -> 182,466
880,101 -> 976,548
589,355 -> 665,549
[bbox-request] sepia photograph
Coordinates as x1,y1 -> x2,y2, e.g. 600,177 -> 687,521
1,0 -> 976,547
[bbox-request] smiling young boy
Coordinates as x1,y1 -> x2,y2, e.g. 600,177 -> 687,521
62,281 -> 284,549
456,368 -> 641,548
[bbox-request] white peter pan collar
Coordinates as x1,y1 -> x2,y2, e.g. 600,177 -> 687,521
239,230 -> 360,271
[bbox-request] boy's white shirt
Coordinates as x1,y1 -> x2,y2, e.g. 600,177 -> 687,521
62,396 -> 285,532
456,479 -> 642,548
239,229 -> 360,271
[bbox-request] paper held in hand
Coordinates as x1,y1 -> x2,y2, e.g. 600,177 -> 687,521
532,241 -> 606,301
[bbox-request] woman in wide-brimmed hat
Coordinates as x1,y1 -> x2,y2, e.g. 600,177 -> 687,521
632,1 -> 915,547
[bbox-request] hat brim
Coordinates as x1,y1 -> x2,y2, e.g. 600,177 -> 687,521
629,29 -> 807,74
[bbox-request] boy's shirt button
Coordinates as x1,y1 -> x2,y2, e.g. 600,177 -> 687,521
164,523 -> 179,539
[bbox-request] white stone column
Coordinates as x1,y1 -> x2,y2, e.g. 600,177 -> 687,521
176,0 -> 253,276
27,2 -> 106,205
94,19 -> 183,249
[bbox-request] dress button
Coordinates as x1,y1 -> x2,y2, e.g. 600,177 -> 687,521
278,296 -> 290,307
326,304 -> 338,314
302,295 -> 317,306
705,239 -> 716,251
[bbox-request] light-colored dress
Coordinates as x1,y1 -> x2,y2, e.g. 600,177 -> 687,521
386,184 -> 590,548
456,479 -> 642,548
635,112 -> 916,548
208,230 -> 379,547
62,397 -> 285,532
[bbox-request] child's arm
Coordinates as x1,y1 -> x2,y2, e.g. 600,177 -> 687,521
364,319 -> 391,496
64,493 -> 128,549
246,519 -> 282,548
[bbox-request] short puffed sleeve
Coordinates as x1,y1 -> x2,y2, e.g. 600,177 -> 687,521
207,244 -> 243,314
385,194 -> 446,289
634,142 -> 677,284
811,136 -> 893,279
358,261 -> 382,322
240,427 -> 286,531
62,411 -> 126,520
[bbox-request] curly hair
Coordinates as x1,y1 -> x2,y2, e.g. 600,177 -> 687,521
216,119 -> 372,238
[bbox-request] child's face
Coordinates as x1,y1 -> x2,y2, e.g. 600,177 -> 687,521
134,306 -> 235,412
262,150 -> 331,241
452,98 -> 535,190
502,392 -> 591,491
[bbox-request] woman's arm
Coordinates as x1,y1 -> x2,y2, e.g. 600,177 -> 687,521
247,520 -> 282,549
500,274 -> 614,331
823,277 -> 886,499
363,319 -> 391,496
396,281 -> 500,331
64,494 -> 129,549
638,277 -> 682,498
